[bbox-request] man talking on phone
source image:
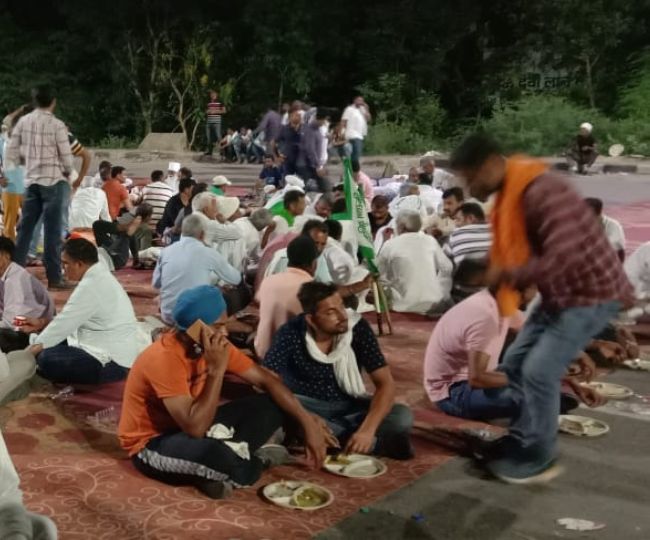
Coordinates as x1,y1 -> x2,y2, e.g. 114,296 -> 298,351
118,285 -> 333,499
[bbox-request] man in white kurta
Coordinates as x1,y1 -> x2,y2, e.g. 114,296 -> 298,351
28,239 -> 149,384
378,210 -> 453,314
625,242 -> 650,300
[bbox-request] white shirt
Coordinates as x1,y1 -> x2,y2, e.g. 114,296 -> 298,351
233,217 -> 263,260
377,232 -> 453,313
625,242 -> 650,300
69,186 -> 111,229
319,122 -> 330,167
203,218 -> 248,272
323,240 -> 368,285
340,220 -> 359,260
432,168 -> 456,191
417,185 -> 443,215
602,214 -> 625,252
265,248 -> 332,284
34,264 -> 147,368
342,105 -> 368,140
0,430 -> 22,505
165,174 -> 179,193
0,262 -> 54,329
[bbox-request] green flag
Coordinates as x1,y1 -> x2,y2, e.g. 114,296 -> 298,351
332,158 -> 378,274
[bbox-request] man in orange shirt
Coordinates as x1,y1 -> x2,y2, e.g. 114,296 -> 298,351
118,285 -> 331,499
102,166 -> 132,220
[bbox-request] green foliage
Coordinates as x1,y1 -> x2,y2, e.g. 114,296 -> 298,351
1,0 -> 650,155
93,135 -> 140,149
618,52 -> 650,122
480,95 -> 605,155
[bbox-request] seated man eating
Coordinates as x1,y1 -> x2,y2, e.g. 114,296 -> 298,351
264,282 -> 414,460
0,237 -> 54,353
118,285 -> 329,499
24,239 -> 147,384
424,282 -> 605,420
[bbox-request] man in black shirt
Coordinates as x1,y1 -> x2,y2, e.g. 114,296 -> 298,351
568,122 -> 598,174
368,195 -> 391,239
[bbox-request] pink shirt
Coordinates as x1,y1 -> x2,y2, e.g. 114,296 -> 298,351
254,268 -> 313,359
423,289 -> 523,402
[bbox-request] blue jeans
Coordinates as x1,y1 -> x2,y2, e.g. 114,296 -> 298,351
36,342 -> 129,385
28,182 -> 71,257
349,138 -> 364,169
205,122 -> 222,153
437,381 -> 519,421
296,394 -> 413,443
14,182 -> 68,283
488,301 -> 620,479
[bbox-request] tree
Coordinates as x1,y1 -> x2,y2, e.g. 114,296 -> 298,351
534,0 -> 632,109
161,30 -> 214,149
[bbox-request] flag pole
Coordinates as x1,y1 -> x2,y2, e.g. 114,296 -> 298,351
371,278 -> 384,336
376,280 -> 393,335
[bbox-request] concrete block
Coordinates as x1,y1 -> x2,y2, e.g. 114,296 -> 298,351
138,133 -> 187,153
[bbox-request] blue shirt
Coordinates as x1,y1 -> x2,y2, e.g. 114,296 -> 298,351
263,314 -> 387,401
152,236 -> 241,324
259,165 -> 283,188
1,138 -> 25,194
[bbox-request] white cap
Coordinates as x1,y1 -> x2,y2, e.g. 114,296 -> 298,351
215,196 -> 240,220
212,175 -> 232,186
284,175 -> 305,188
167,161 -> 181,172
580,122 -> 593,133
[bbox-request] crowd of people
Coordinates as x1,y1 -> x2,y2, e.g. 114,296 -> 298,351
0,85 -> 645,536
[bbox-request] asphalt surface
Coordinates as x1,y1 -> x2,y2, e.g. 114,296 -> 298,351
317,369 -> 650,540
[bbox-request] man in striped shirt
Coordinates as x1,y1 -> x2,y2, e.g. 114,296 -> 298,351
140,170 -> 173,232
6,86 -> 75,290
204,90 -> 226,156
450,134 -> 633,485
444,202 -> 491,266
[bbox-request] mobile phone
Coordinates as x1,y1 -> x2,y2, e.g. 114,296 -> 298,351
185,319 -> 212,344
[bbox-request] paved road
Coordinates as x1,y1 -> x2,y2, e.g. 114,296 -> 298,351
318,369 -> 650,540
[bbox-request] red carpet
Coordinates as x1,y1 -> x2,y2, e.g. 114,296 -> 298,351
607,201 -> 650,255
2,309 -> 468,540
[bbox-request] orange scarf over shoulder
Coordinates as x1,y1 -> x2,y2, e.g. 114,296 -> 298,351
490,155 -> 548,316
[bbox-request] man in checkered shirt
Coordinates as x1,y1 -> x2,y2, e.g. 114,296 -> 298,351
6,86 -> 75,289
450,134 -> 633,485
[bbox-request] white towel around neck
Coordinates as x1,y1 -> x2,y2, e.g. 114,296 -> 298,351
304,310 -> 368,398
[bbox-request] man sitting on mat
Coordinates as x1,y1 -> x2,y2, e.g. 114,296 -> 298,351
0,237 -> 54,353
118,285 -> 330,499
24,239 -> 148,384
263,281 -> 414,460
424,281 -> 606,421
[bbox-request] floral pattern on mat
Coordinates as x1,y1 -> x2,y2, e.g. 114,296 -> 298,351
4,261 -> 496,538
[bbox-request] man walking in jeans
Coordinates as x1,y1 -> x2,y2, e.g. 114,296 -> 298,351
341,96 -> 371,171
6,85 -> 74,290
450,134 -> 633,484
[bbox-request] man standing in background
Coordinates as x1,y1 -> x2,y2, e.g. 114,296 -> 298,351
204,90 -> 226,156
7,86 -> 74,290
342,96 -> 371,170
